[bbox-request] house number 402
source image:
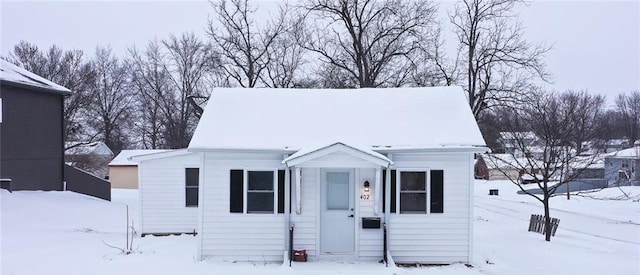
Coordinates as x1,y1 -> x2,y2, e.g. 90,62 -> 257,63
360,194 -> 370,200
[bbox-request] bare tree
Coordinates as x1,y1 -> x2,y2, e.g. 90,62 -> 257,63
263,7 -> 307,88
410,25 -> 461,87
300,0 -> 438,88
6,41 -> 96,143
615,91 -> 640,145
207,0 -> 286,88
129,40 -> 171,149
87,46 -> 133,154
162,33 -> 216,148
487,89 -> 606,241
451,0 -> 551,119
562,90 -> 606,154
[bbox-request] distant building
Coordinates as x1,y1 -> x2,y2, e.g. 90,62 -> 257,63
108,149 -> 171,189
498,132 -> 538,158
65,141 -> 114,178
604,146 -> 639,187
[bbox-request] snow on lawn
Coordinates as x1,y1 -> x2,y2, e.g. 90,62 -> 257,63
1,183 -> 639,275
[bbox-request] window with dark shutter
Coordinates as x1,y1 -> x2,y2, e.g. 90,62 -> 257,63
430,170 -> 444,213
399,171 -> 427,213
278,170 -> 285,213
382,170 -> 397,213
185,168 -> 199,207
229,170 -> 244,213
247,171 -> 274,213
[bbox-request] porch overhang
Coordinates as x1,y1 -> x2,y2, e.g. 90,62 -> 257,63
282,142 -> 393,168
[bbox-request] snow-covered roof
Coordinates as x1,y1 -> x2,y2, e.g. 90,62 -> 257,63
605,147 -> 639,159
109,149 -> 173,166
570,155 -> 605,169
499,131 -> 537,141
0,59 -> 71,94
189,87 -> 486,151
282,141 -> 393,167
65,141 -> 113,156
482,153 -> 542,170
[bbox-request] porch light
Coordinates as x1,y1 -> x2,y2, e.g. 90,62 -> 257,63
363,180 -> 370,192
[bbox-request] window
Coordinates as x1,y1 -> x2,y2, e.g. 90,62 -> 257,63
185,168 -> 199,207
247,171 -> 275,213
229,169 -> 286,214
392,169 -> 445,214
399,171 -> 427,213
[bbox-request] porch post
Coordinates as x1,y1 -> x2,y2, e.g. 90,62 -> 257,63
284,165 -> 291,259
295,167 -> 302,214
374,167 -> 382,214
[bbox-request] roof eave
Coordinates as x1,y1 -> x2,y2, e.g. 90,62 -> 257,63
1,80 -> 71,95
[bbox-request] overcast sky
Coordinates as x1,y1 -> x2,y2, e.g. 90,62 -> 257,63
1,0 -> 638,105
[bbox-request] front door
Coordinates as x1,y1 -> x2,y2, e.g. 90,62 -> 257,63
320,170 -> 355,254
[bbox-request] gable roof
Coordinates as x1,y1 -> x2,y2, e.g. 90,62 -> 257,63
189,87 -> 486,151
0,59 -> 71,94
282,142 -> 393,167
109,149 -> 173,166
65,141 -> 114,156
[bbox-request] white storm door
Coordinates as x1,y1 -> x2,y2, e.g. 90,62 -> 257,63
320,170 -> 355,254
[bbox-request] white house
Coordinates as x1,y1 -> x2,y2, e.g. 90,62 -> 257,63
133,87 -> 487,264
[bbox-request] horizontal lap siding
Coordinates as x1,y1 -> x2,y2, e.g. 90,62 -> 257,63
200,152 -> 286,262
290,168 -> 318,259
357,168 -> 384,261
140,154 -> 200,234
388,152 -> 472,264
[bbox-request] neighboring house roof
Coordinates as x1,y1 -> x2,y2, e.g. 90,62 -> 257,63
65,141 -> 114,156
189,87 -> 486,151
605,147 -> 640,159
0,59 -> 71,94
482,153 -> 542,170
109,149 -> 173,166
499,131 -> 537,141
570,155 -> 605,169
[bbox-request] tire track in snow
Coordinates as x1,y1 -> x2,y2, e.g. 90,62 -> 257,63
481,195 -> 640,226
475,199 -> 640,246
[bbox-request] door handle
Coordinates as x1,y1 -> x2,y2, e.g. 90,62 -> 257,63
348,214 -> 354,217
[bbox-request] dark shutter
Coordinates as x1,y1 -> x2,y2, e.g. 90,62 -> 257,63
430,170 -> 444,213
230,170 -> 244,213
278,170 -> 285,213
382,170 -> 397,213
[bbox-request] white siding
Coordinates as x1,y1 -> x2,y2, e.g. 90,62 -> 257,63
195,149 -> 474,264
139,153 -> 200,235
388,151 -> 473,264
356,168 -> 384,261
200,151 -> 286,262
289,167 -> 319,260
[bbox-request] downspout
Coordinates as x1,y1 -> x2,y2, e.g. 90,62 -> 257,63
384,153 -> 393,266
61,95 -> 66,191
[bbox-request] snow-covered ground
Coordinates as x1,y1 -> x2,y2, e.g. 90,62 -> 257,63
1,181 -> 638,275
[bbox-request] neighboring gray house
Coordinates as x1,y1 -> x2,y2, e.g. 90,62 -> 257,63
604,146 -> 640,187
0,60 -> 70,191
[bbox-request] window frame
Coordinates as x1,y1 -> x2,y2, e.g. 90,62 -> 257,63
185,167 -> 200,207
396,168 -> 430,214
394,168 -> 445,215
244,169 -> 279,214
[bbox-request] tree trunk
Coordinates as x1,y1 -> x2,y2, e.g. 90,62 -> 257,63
543,197 -> 552,241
